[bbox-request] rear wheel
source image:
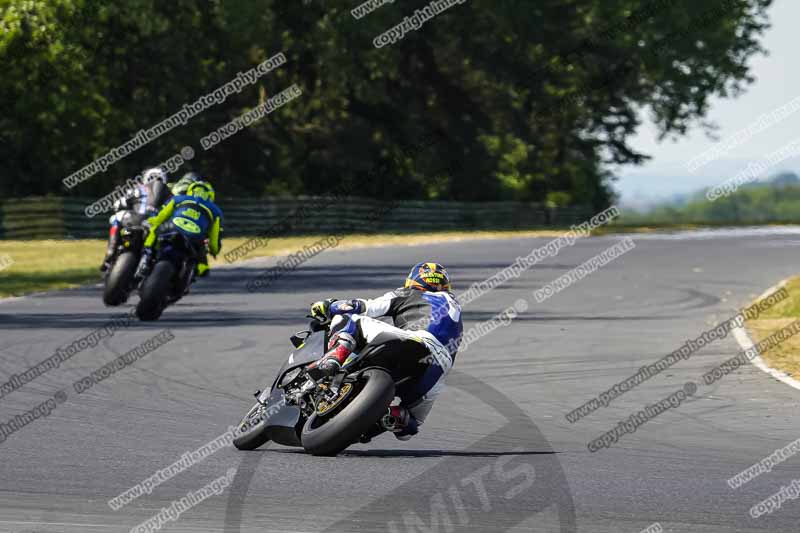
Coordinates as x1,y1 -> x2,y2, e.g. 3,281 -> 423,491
103,251 -> 138,306
136,261 -> 175,321
301,369 -> 395,456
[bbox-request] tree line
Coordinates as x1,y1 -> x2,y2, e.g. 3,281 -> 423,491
0,0 -> 772,210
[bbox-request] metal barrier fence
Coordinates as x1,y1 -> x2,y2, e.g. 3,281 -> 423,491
0,197 -> 595,239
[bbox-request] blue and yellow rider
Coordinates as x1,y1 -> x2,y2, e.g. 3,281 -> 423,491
138,181 -> 223,278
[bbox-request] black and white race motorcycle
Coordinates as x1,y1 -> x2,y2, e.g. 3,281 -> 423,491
102,210 -> 146,307
232,317 -> 412,456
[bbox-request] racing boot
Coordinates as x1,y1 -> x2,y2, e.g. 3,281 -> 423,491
381,405 -> 419,441
196,262 -> 210,277
308,331 -> 356,377
100,227 -> 120,272
196,248 -> 210,278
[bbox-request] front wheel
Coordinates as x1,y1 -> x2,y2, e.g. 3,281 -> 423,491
136,261 -> 175,321
233,401 -> 273,451
301,369 -> 395,456
103,251 -> 138,306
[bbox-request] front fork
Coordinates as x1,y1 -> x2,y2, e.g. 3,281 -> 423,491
177,260 -> 196,295
134,251 -> 154,283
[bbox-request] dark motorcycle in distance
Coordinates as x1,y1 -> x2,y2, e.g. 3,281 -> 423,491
135,226 -> 205,321
103,211 -> 146,307
232,317 -> 404,456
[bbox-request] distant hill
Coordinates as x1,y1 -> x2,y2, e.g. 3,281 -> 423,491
768,172 -> 800,187
621,171 -> 800,225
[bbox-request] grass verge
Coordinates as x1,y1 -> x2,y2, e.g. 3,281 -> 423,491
0,229 -> 581,298
745,276 -> 800,377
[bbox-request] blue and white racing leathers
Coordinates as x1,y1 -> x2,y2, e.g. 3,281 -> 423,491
328,287 -> 463,428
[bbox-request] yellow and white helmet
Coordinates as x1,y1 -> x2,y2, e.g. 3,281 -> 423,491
187,181 -> 215,202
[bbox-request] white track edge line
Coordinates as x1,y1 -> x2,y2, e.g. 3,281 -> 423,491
731,278 -> 800,392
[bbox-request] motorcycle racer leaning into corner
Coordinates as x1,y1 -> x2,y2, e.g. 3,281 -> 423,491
135,180 -> 224,280
100,169 -> 206,272
167,172 -> 217,276
307,262 -> 463,441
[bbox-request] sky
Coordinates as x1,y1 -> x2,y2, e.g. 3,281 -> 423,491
613,0 -> 799,206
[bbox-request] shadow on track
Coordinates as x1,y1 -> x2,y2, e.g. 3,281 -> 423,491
265,448 -> 559,458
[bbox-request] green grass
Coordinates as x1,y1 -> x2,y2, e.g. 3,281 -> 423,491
5,226 -> 791,299
0,240 -> 106,298
746,277 -> 800,377
0,268 -> 99,297
596,221 -> 800,235
748,278 -> 800,320
0,230 -> 580,298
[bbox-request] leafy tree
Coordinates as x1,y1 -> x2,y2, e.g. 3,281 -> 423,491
0,0 -> 773,210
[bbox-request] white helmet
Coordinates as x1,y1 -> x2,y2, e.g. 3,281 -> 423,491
141,167 -> 168,185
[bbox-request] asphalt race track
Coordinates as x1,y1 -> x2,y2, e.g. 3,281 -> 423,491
2,228 -> 800,533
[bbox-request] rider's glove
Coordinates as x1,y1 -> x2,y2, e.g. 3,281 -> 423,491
310,298 -> 337,321
113,196 -> 133,211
